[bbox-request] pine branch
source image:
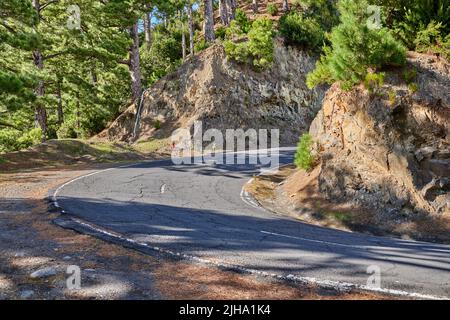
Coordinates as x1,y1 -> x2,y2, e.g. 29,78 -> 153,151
0,120 -> 20,130
0,21 -> 16,34
40,0 -> 59,12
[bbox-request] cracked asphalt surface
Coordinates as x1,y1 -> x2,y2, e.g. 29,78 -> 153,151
55,149 -> 450,298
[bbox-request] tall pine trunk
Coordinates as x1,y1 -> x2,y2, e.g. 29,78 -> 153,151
181,10 -> 186,60
227,0 -> 236,20
282,0 -> 290,12
56,78 -> 63,125
188,4 -> 194,56
128,22 -> 142,103
203,0 -> 215,43
252,0 -> 259,14
219,0 -> 229,25
143,11 -> 152,50
32,0 -> 47,142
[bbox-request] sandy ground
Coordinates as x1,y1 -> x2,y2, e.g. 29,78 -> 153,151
0,164 -> 393,300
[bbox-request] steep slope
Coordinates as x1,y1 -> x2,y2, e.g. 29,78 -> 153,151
310,52 -> 450,216
98,41 -> 326,145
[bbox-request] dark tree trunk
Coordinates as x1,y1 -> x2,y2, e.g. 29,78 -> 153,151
227,0 -> 236,20
219,0 -> 229,25
203,0 -> 215,43
32,0 -> 47,142
76,93 -> 80,130
252,0 -> 259,14
56,79 -> 64,125
181,10 -> 186,60
128,22 -> 142,103
91,62 -> 98,85
282,0 -> 290,12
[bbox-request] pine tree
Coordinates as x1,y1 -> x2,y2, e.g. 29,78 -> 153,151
307,0 -> 406,90
203,0 -> 215,42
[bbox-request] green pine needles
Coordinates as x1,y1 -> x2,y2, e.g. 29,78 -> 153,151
307,0 -> 407,91
294,133 -> 316,171
224,16 -> 275,70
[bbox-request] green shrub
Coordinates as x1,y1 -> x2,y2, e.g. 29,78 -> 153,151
224,18 -> 275,70
0,127 -> 45,153
0,129 -> 21,153
289,0 -> 339,31
411,21 -> 450,59
234,8 -> 252,34
388,0 -> 450,50
294,133 -> 315,171
215,26 -> 227,41
18,127 -> 42,146
307,0 -> 406,91
267,4 -> 278,16
403,68 -> 417,84
194,39 -> 209,53
388,90 -> 397,105
141,30 -> 182,85
224,40 -> 250,64
279,12 -> 325,50
414,21 -> 445,52
247,19 -> 276,69
408,82 -> 418,93
153,119 -> 161,130
57,121 -> 78,139
364,72 -> 385,94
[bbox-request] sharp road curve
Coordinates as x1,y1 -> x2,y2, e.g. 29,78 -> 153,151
54,149 -> 450,298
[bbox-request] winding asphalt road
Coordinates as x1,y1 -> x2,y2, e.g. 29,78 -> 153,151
54,148 -> 450,298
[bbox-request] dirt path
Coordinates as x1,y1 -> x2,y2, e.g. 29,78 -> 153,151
0,164 -> 392,300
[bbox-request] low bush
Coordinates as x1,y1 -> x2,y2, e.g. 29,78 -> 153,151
267,4 -> 278,16
224,18 -> 275,70
234,8 -> 252,34
364,72 -> 385,94
294,133 -> 315,171
279,12 -> 325,50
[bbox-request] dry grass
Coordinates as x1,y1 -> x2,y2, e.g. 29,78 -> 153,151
0,139 -> 169,173
153,262 -> 392,300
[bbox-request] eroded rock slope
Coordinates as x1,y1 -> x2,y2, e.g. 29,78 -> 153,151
99,41 -> 326,145
310,53 -> 450,216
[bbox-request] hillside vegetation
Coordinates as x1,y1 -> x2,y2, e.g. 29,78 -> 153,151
1,0 -> 448,155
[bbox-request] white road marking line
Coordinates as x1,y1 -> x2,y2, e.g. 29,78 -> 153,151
57,216 -> 449,300
52,162 -> 140,208
239,178 -> 262,210
260,230 -> 369,249
52,149 -> 450,300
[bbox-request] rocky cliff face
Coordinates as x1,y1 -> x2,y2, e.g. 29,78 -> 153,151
99,40 -> 326,146
310,52 -> 450,216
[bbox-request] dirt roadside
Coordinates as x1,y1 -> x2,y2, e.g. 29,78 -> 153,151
0,163 -> 397,300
